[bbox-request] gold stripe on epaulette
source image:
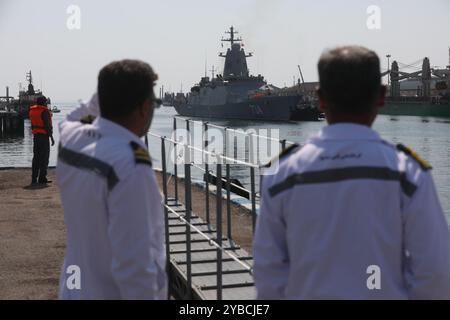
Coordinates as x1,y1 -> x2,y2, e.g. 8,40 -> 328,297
80,114 -> 96,124
130,141 -> 152,167
262,143 -> 300,168
397,144 -> 432,171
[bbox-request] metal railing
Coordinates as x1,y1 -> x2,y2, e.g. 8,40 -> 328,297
174,116 -> 296,153
146,118 -> 295,300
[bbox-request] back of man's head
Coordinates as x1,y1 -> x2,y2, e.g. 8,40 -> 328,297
318,46 -> 382,114
98,59 -> 157,120
36,96 -> 47,106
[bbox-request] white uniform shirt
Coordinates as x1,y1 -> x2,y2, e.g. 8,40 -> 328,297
57,96 -> 167,299
254,123 -> 450,299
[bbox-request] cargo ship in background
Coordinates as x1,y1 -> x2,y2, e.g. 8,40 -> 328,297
171,27 -> 321,121
380,52 -> 450,118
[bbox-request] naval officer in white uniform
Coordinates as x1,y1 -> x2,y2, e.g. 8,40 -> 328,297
57,60 -> 166,299
254,46 -> 450,299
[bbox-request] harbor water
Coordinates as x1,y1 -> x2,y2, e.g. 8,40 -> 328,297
1,103 -> 449,224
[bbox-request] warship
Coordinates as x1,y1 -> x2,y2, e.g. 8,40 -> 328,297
173,27 -> 321,121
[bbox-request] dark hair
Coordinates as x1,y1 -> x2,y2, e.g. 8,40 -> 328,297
98,59 -> 157,119
36,96 -> 47,106
318,46 -> 382,114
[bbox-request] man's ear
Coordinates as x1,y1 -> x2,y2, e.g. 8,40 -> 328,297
376,85 -> 387,108
317,87 -> 327,112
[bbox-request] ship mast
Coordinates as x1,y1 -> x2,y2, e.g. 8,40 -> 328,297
219,26 -> 253,79
26,71 -> 35,95
26,71 -> 33,86
221,26 -> 241,46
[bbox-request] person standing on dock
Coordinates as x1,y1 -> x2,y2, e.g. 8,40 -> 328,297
29,95 -> 54,185
254,46 -> 450,299
56,60 -> 166,299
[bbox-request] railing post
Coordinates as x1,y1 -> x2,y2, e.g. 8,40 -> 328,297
250,166 -> 257,233
186,118 -> 192,173
184,143 -> 192,299
224,127 -> 228,158
161,137 -> 169,200
281,139 -> 286,151
161,137 -> 170,299
204,122 -> 210,225
173,117 -> 178,203
144,133 -> 149,148
248,132 -> 255,165
249,132 -> 258,232
226,163 -> 232,242
185,119 -> 190,143
216,159 -> 223,300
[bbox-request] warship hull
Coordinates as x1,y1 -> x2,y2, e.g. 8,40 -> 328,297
380,100 -> 450,118
174,95 -> 320,121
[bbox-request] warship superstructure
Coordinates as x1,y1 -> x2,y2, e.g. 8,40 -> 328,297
173,27 -> 320,121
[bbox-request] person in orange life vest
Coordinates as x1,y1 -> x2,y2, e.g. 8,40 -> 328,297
29,96 -> 55,185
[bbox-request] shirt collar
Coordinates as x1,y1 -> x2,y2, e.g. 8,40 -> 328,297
93,117 -> 146,147
312,123 -> 382,141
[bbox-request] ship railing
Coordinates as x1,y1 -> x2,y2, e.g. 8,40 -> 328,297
145,116 -> 298,299
149,133 -> 258,300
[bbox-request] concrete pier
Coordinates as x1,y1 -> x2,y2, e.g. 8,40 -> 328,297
0,111 -> 24,136
0,168 -> 253,299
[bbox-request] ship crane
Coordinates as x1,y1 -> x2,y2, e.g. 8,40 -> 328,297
297,65 -> 306,93
383,57 -> 434,98
431,48 -> 450,94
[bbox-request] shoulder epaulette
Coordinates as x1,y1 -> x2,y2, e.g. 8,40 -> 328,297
262,143 -> 300,168
396,143 -> 432,171
80,114 -> 96,124
130,141 -> 152,167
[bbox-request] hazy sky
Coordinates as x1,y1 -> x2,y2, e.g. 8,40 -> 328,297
1,0 -> 449,102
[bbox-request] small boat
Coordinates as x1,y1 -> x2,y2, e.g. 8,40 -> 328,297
51,106 -> 61,113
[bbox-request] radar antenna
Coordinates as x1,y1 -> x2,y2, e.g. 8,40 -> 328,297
221,26 -> 242,46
